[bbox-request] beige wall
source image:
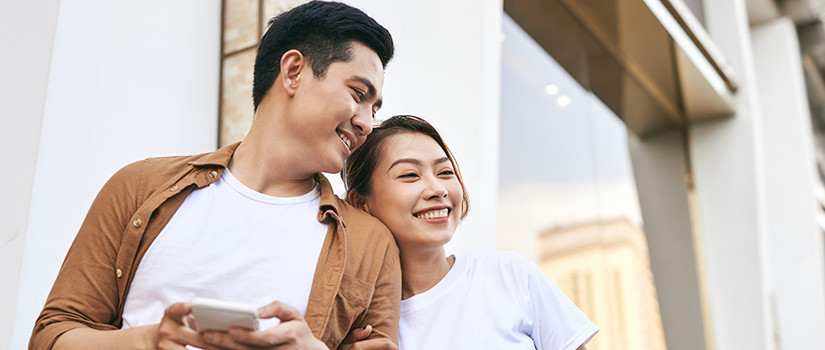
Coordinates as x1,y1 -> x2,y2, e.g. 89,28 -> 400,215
220,0 -> 309,147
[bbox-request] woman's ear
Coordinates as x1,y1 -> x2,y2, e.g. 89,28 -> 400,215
279,49 -> 305,96
347,192 -> 370,213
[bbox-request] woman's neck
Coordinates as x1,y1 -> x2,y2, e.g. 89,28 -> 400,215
399,248 -> 455,300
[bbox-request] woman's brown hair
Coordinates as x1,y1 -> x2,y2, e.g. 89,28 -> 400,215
342,115 -> 469,219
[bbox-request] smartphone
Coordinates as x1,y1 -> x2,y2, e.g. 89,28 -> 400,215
189,297 -> 260,332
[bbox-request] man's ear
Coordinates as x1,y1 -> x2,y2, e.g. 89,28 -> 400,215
279,49 -> 305,97
347,191 -> 370,213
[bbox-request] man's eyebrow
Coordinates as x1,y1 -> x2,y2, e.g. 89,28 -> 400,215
353,76 -> 382,110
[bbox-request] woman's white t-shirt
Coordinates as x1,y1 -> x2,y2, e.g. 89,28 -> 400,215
399,251 -> 598,350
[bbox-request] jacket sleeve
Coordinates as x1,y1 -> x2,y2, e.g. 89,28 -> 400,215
359,238 -> 401,344
29,160 -> 147,350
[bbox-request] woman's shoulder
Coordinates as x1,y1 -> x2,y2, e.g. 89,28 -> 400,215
458,251 -> 542,283
461,250 -> 536,269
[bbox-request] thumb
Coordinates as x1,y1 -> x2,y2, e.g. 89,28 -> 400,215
343,325 -> 373,344
257,300 -> 302,321
163,302 -> 192,325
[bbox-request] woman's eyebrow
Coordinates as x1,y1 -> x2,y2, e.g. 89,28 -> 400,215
387,157 -> 450,172
388,158 -> 422,172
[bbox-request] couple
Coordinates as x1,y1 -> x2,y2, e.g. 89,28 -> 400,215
30,1 -> 596,349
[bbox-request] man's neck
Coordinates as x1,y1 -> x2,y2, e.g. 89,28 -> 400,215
228,138 -> 317,197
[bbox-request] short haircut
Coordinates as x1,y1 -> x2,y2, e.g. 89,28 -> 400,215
252,1 -> 394,110
343,115 -> 470,219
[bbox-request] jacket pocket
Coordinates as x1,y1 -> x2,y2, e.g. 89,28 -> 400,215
325,273 -> 375,346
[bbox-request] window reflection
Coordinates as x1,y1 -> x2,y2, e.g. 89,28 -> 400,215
498,14 -> 667,350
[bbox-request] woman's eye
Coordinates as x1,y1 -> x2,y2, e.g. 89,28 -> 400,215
439,170 -> 455,176
399,173 -> 418,179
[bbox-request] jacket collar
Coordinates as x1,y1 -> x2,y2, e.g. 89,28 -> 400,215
188,141 -> 345,225
188,141 -> 240,167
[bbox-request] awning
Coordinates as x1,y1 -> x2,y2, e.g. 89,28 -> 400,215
505,0 -> 738,137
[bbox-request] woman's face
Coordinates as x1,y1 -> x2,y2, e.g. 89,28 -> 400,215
362,132 -> 463,251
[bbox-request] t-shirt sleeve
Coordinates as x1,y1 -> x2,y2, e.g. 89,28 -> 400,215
518,255 -> 599,350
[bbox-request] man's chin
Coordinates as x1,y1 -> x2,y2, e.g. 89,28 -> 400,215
320,160 -> 345,174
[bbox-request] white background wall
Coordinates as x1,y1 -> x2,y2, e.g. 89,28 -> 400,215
348,0 -> 503,254
0,0 -> 61,347
5,0 -> 222,348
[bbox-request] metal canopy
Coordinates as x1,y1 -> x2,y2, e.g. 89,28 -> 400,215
505,0 -> 738,137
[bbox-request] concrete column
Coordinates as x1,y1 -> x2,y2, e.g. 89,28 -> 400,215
751,16 -> 825,350
9,1 -> 221,348
0,0 -> 61,348
692,0 -> 774,349
628,130 -> 708,350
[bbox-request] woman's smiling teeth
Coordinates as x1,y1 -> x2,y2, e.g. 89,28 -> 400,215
415,208 -> 449,219
337,131 -> 351,149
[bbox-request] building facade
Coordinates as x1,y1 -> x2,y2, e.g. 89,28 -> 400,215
540,220 -> 667,350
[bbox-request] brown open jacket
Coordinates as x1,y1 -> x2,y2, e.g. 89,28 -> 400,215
30,142 -> 401,349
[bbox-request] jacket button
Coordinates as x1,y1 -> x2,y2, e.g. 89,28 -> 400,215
133,218 -> 142,228
170,184 -> 178,192
116,268 -> 123,278
209,171 -> 218,178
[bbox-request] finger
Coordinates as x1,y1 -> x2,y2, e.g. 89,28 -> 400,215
226,320 -> 323,348
156,329 -> 207,350
225,326 -> 290,348
158,303 -> 209,348
340,338 -> 399,350
257,300 -> 302,321
202,330 -> 256,350
156,338 -> 190,350
163,302 -> 192,325
343,325 -> 372,343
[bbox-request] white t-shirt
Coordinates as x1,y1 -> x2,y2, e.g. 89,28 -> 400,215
121,169 -> 328,331
399,251 -> 598,350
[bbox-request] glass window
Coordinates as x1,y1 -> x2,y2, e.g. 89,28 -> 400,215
498,14 -> 667,350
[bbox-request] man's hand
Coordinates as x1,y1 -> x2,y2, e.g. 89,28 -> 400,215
52,302 -> 207,350
202,301 -> 327,350
154,302 -> 209,350
339,325 -> 398,350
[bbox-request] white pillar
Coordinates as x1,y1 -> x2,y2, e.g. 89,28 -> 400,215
751,16 -> 825,350
0,0 -> 61,348
692,0 -> 773,348
8,1 -> 221,348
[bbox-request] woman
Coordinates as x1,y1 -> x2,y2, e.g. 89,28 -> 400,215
343,115 -> 598,349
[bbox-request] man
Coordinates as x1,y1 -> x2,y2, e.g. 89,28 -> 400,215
30,2 -> 400,349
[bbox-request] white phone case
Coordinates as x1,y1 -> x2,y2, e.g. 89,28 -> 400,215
189,297 -> 260,332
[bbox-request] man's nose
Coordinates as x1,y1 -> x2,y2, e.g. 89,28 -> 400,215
352,107 -> 374,136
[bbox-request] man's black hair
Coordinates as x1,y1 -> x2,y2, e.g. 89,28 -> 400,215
252,1 -> 394,111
